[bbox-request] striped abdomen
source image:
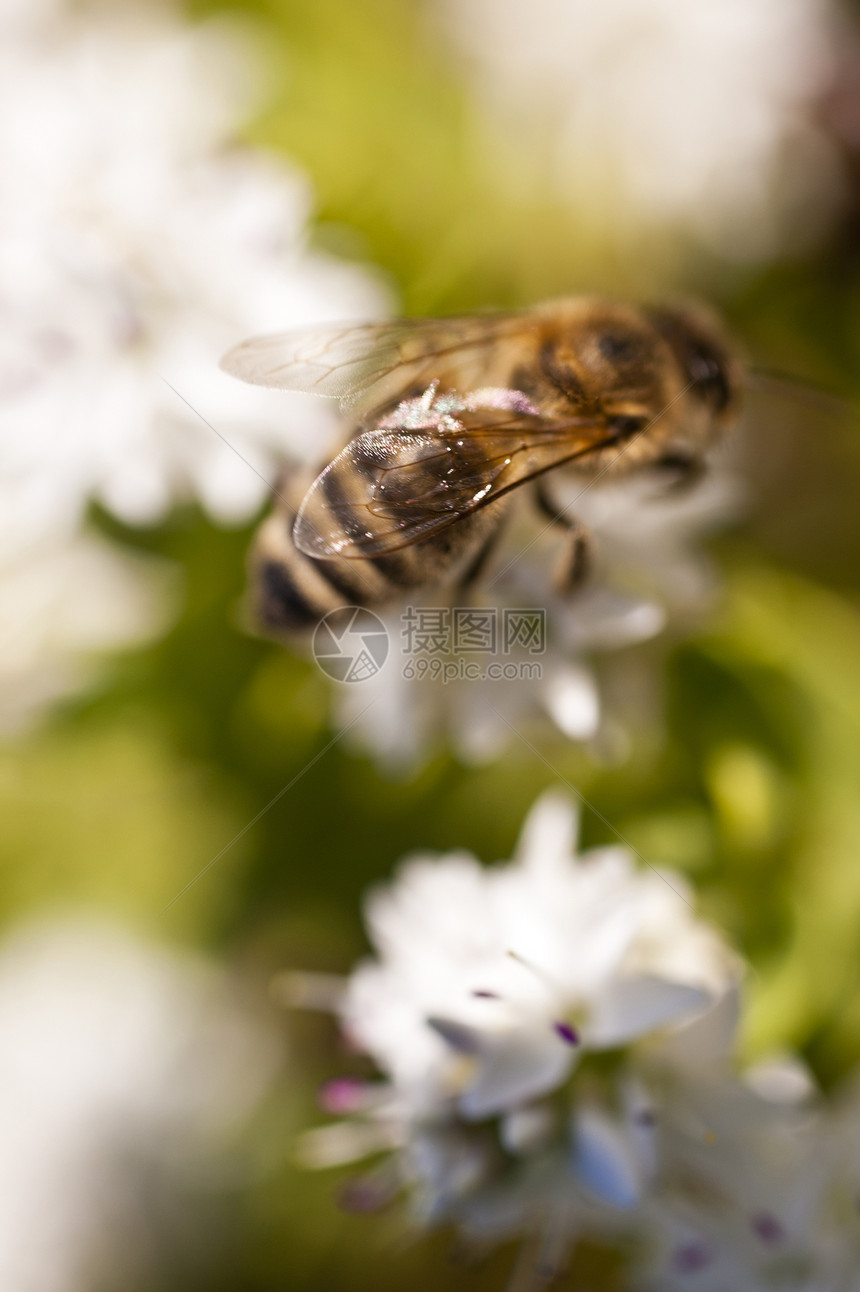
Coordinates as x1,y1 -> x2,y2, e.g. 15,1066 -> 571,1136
251,465 -> 503,635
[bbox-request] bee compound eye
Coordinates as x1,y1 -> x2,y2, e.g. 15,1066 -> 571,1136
598,332 -> 639,363
646,308 -> 734,413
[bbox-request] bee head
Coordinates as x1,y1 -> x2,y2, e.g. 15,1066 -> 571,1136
647,306 -> 740,418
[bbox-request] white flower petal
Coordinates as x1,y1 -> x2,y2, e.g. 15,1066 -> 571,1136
652,984 -> 741,1073
570,1108 -> 640,1209
459,1026 -> 578,1121
587,976 -> 710,1049
295,1121 -> 402,1169
542,663 -> 600,740
513,790 -> 580,874
745,1055 -> 817,1106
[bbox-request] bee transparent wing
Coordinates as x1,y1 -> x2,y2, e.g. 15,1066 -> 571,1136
220,314 -> 527,412
293,406 -> 614,559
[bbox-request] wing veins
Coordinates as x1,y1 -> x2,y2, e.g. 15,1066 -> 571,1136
221,314 -> 529,407
305,420 -> 619,555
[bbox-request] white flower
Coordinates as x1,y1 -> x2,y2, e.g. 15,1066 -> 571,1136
0,2 -> 388,540
0,917 -> 280,1292
330,457 -> 738,770
287,792 -> 741,1262
439,0 -> 843,262
635,1054 -> 839,1291
342,792 -> 735,1119
288,796 -> 860,1283
0,532 -> 175,734
0,0 -> 387,731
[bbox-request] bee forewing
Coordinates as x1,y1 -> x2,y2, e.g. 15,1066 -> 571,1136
293,428 -> 462,558
220,313 -> 529,412
293,408 -> 615,560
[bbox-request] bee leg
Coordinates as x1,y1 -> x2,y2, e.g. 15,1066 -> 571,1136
456,520 -> 507,594
534,481 -> 577,529
534,483 -> 592,595
553,527 -> 592,596
655,453 -> 707,494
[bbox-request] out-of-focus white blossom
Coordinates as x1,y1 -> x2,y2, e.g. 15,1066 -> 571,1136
0,532 -> 175,734
0,917 -> 280,1292
439,0 -> 843,263
0,2 -> 387,538
331,460 -> 738,769
0,0 -> 387,731
635,1050 -> 840,1291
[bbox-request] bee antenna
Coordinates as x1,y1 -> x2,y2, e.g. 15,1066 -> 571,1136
746,366 -> 851,416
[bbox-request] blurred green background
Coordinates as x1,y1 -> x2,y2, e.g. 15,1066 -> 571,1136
10,0 -> 860,1287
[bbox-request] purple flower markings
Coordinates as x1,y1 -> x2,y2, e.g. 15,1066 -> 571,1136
469,985 -> 579,1045
338,1176 -> 392,1214
673,1240 -> 713,1273
752,1211 -> 785,1246
318,1076 -> 367,1114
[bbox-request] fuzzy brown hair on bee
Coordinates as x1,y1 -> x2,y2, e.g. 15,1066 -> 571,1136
221,298 -> 742,635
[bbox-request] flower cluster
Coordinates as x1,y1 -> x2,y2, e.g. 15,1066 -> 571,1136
0,0 -> 386,730
286,793 -> 860,1289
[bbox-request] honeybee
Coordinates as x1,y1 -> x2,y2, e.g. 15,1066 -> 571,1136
221,298 -> 741,633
